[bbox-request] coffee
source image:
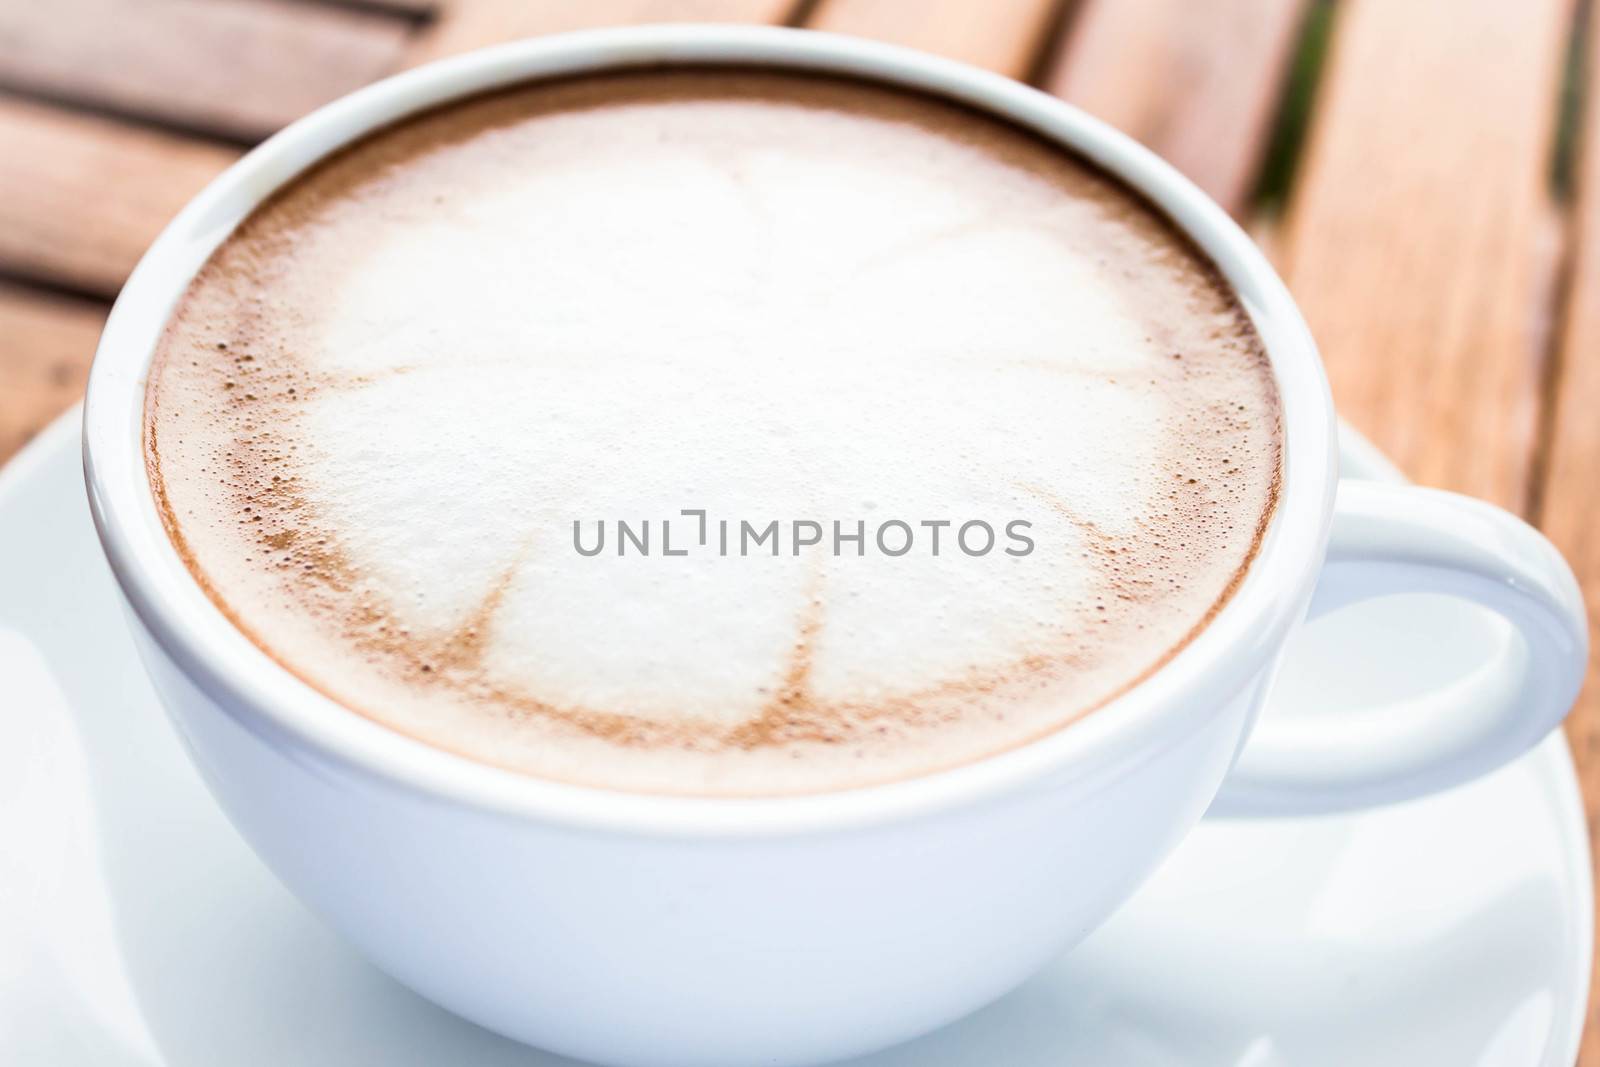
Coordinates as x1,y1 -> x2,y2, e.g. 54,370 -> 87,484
145,69 -> 1281,796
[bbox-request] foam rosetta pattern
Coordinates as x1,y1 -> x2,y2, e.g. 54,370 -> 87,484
146,71 -> 1281,794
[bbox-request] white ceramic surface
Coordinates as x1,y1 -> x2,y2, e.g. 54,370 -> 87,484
74,28 -> 1589,1067
1,410 -> 1589,1065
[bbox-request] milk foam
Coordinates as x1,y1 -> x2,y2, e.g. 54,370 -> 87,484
146,70 -> 1281,795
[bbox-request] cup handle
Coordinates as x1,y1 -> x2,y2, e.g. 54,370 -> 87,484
1215,480 -> 1588,815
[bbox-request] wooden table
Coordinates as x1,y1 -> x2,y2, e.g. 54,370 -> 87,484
1,0 -> 1595,1055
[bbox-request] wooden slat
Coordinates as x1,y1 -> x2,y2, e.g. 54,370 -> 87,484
0,0 -> 411,142
806,0 -> 1060,78
410,0 -> 795,66
0,284 -> 107,463
0,97 -> 239,297
1276,0 -> 1572,509
1538,10 -> 1600,1065
1043,0 -> 1305,216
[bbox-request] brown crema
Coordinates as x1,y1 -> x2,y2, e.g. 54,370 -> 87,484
146,69 -> 1282,796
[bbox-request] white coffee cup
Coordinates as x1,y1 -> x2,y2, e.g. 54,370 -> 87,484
81,26 -> 1588,1067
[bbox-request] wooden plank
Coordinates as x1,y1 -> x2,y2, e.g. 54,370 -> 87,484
0,98 -> 239,297
1275,0 -> 1572,509
410,0 -> 795,66
0,0 -> 411,142
1537,11 -> 1600,1066
805,0 -> 1060,78
0,284 -> 107,463
1042,0 -> 1305,216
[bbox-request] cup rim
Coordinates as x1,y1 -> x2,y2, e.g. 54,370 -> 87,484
82,24 -> 1337,838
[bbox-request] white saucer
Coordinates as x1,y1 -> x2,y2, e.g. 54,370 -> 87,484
0,410 -> 1590,1067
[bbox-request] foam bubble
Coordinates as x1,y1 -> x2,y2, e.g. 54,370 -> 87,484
145,70 -> 1281,795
